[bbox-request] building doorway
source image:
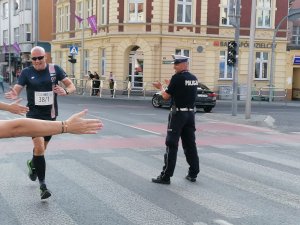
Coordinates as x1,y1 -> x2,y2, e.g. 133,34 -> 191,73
128,46 -> 144,89
292,67 -> 300,100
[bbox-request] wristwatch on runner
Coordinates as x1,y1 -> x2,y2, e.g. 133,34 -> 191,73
64,88 -> 69,95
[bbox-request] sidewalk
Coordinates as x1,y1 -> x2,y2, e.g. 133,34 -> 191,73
200,112 -> 276,128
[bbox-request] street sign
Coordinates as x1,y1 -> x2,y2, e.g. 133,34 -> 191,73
69,46 -> 78,55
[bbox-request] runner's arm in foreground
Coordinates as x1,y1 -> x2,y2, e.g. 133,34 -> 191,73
0,109 -> 103,138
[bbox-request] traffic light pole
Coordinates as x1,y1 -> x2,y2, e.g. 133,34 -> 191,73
68,54 -> 76,77
71,62 -> 75,78
229,0 -> 241,116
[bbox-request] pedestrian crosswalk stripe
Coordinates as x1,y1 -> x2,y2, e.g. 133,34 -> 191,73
0,163 -> 78,225
240,151 -> 300,170
214,219 -> 234,225
182,155 -> 300,209
48,159 -> 186,225
103,156 -> 257,218
201,153 -> 300,188
193,222 -> 208,225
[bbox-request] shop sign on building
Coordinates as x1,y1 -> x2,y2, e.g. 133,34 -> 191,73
293,56 -> 300,65
219,41 -> 274,49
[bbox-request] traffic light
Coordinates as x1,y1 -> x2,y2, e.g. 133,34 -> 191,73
4,53 -> 15,62
68,54 -> 76,64
227,41 -> 237,66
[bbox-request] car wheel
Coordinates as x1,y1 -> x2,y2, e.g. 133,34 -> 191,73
203,107 -> 212,113
152,95 -> 161,108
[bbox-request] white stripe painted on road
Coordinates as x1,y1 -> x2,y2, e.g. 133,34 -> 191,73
191,155 -> 300,209
103,156 -> 257,218
129,113 -> 157,116
89,115 -> 162,135
201,153 -> 300,188
214,219 -> 234,225
0,163 -> 78,225
48,159 -> 185,225
239,151 -> 300,170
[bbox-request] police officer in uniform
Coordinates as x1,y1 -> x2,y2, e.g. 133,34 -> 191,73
152,54 -> 199,184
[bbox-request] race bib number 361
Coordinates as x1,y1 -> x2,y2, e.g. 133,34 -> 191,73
35,91 -> 54,105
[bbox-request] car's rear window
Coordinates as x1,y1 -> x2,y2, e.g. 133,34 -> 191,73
198,83 -> 209,90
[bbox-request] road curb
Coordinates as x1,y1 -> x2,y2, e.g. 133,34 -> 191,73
198,113 -> 276,128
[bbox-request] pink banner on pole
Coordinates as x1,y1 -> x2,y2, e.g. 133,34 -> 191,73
75,14 -> 84,24
3,42 -> 9,53
87,15 -> 97,33
12,42 -> 21,53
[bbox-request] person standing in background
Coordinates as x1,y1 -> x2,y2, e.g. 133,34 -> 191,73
0,73 -> 4,93
92,72 -> 100,96
109,72 -> 115,97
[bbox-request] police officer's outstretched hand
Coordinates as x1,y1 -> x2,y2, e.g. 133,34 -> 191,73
152,81 -> 162,90
65,109 -> 103,134
164,79 -> 170,86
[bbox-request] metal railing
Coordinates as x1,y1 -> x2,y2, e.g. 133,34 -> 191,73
68,78 -> 289,103
71,78 -> 157,98
70,78 -> 89,95
217,85 -> 287,102
257,86 -> 287,102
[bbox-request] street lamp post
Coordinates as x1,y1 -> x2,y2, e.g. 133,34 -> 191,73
79,1 -> 86,95
245,0 -> 257,119
81,1 -> 85,81
269,10 -> 300,102
8,0 -> 12,85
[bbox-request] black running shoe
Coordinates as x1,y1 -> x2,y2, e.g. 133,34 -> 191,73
27,159 -> 37,181
40,184 -> 51,200
185,175 -> 196,182
151,175 -> 170,184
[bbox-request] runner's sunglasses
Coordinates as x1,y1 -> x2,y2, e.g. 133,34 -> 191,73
31,56 -> 45,61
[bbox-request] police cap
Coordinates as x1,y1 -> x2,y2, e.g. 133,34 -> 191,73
172,54 -> 190,64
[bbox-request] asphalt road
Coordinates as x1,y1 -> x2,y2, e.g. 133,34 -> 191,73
0,94 -> 300,225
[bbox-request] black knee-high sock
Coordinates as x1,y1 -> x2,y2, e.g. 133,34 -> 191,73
32,155 -> 46,185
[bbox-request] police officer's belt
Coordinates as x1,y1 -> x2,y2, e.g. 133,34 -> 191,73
171,108 -> 194,112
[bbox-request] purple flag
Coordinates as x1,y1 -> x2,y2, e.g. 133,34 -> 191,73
87,15 -> 97,33
12,42 -> 21,53
75,14 -> 84,24
3,42 -> 9,53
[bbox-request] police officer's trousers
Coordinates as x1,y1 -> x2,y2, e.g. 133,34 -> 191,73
161,111 -> 199,178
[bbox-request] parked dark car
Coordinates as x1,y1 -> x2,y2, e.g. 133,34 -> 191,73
151,83 -> 217,112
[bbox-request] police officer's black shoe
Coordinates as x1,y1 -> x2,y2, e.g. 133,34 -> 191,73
185,175 -> 196,182
152,175 -> 170,184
